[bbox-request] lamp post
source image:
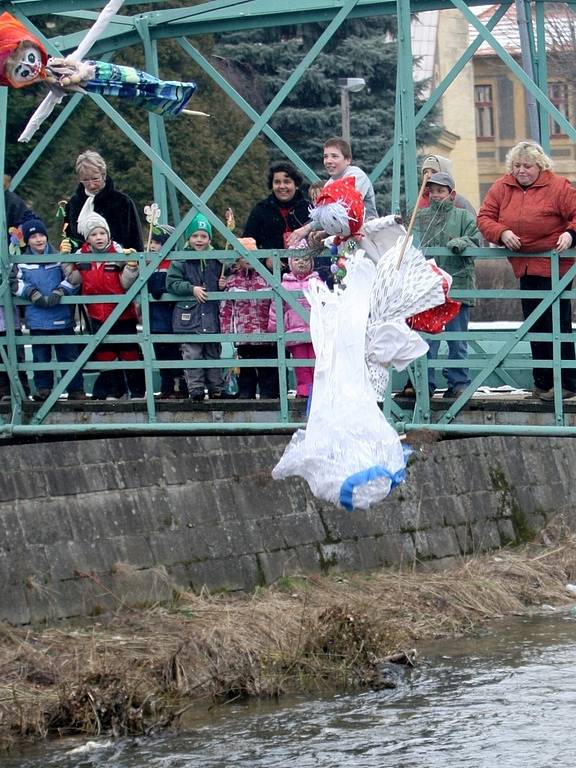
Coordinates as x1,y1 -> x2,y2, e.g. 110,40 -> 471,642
339,77 -> 366,143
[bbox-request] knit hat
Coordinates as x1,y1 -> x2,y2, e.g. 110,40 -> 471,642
422,155 -> 442,173
78,211 -> 110,239
21,218 -> 48,244
151,224 -> 175,246
426,171 -> 455,191
184,213 -> 212,241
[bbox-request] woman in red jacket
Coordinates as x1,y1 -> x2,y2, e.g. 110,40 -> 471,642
477,140 -> 576,400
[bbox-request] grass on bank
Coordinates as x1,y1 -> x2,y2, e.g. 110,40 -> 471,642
1,520 -> 576,750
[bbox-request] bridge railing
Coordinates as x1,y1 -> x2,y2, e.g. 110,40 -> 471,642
1,246 -> 576,437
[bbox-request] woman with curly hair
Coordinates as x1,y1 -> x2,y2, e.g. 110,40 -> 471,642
478,140 -> 576,400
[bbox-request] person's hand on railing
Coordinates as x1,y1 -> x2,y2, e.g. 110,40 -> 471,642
44,288 -> 65,307
193,284 -> 208,303
123,248 -> 138,268
500,229 -> 521,250
28,288 -> 62,309
556,232 -> 573,253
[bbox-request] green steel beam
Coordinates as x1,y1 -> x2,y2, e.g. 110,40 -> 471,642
176,38 -> 318,183
47,0 -> 505,57
397,0 -> 418,209
5,0 -> 576,437
535,1 -> 550,152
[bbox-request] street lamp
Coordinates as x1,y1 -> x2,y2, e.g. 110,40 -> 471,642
339,77 -> 366,144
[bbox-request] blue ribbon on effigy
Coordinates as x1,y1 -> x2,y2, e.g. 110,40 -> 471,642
339,446 -> 412,511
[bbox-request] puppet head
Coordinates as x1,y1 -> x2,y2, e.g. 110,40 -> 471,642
0,13 -> 47,88
309,176 -> 365,244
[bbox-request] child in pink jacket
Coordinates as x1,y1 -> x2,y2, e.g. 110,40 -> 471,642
268,253 -> 320,398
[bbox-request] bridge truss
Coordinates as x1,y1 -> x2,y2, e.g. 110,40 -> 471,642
2,0 -> 576,438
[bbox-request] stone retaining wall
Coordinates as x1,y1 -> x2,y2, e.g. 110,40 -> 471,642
0,434 -> 573,624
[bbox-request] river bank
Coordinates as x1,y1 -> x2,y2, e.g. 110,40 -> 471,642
2,519 -> 576,752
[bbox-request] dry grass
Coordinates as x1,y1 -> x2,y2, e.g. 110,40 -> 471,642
2,522 -> 576,750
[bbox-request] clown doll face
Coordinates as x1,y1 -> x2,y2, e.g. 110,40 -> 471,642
4,42 -> 44,87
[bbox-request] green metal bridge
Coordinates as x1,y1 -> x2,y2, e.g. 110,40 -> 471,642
2,0 -> 576,438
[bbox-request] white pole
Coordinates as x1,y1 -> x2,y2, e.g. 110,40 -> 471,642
341,87 -> 350,143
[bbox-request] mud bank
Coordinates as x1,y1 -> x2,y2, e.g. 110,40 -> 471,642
2,521 -> 576,752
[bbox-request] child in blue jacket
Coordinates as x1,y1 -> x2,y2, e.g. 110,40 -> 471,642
14,218 -> 85,401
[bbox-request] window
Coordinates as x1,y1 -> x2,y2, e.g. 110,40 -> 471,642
475,84 -> 494,139
549,81 -> 569,136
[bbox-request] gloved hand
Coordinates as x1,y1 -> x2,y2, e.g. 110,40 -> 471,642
149,287 -> 164,301
447,237 -> 469,254
60,238 -> 72,254
28,289 -> 50,309
43,288 -> 65,307
9,266 -> 19,295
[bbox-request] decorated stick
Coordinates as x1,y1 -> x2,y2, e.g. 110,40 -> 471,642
224,207 -> 235,250
219,206 -> 236,285
396,175 -> 428,270
144,202 -> 161,253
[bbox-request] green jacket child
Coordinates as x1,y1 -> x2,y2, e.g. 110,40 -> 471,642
413,171 -> 480,305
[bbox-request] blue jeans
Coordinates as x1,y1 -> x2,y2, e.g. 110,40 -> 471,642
427,305 -> 470,391
30,328 -> 84,392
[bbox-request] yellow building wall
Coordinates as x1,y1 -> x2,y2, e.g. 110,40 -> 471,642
422,9 -> 480,209
474,54 -> 576,195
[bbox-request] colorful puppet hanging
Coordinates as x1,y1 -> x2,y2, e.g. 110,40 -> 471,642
0,1 -> 203,142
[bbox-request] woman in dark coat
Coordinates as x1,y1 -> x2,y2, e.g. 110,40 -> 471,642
243,162 -> 311,262
64,150 -> 143,251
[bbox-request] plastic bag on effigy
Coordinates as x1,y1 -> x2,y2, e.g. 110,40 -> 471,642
364,236 -> 453,399
272,255 -> 409,510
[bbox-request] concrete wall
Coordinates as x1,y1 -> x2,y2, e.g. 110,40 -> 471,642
0,434 -> 573,625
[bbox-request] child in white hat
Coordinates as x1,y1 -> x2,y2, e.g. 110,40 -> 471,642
75,212 -> 145,399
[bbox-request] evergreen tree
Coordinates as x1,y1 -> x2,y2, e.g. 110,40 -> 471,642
215,17 -> 438,214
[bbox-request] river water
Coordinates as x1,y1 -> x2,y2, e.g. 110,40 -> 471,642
6,612 -> 576,768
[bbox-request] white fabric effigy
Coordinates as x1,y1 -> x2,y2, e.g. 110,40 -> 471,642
364,234 -> 450,399
272,217 -> 455,509
272,256 -> 408,510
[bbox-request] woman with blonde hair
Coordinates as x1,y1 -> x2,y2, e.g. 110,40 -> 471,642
64,149 -> 143,251
478,140 -> 576,400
